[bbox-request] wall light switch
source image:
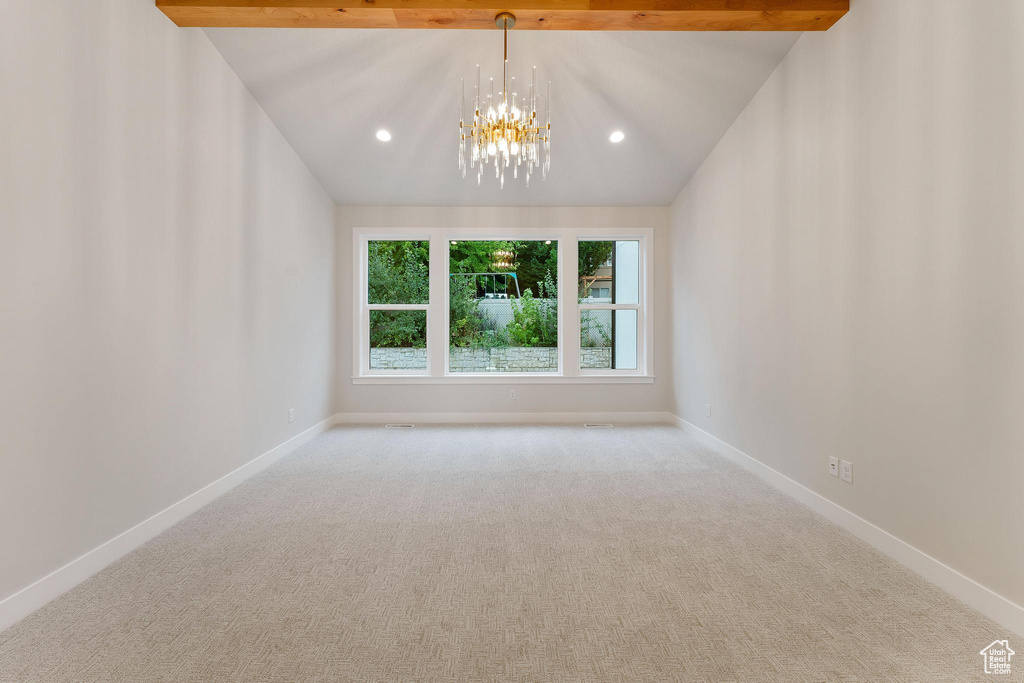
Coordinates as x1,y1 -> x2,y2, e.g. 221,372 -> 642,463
829,457 -> 839,477
288,408 -> 295,424
840,459 -> 853,483
706,403 -> 712,418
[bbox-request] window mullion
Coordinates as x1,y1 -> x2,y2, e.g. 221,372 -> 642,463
642,233 -> 653,376
578,303 -> 641,311
355,234 -> 367,379
367,304 -> 429,311
427,232 -> 447,377
562,235 -> 580,377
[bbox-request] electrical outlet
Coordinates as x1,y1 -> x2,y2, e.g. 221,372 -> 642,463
706,403 -> 712,418
840,459 -> 853,483
288,408 -> 295,424
829,457 -> 839,477
509,389 -> 517,400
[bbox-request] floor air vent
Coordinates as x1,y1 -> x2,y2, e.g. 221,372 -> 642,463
584,423 -> 613,428
385,423 -> 415,429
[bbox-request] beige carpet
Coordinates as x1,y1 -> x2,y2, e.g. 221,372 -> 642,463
0,424 -> 1009,682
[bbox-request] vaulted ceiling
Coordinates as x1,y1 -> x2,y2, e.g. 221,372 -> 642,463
205,28 -> 801,205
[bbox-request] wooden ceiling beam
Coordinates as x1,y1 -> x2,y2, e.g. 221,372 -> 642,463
156,0 -> 848,30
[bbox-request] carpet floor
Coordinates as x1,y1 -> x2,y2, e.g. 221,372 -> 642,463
0,424 -> 1008,682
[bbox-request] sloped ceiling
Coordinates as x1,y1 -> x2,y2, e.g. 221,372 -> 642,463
205,28 -> 800,206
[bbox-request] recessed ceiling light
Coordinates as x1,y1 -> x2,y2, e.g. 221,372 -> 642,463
376,129 -> 392,142
609,130 -> 625,143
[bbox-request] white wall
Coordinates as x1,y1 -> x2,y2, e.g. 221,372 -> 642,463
0,0 -> 336,606
337,206 -> 671,415
668,0 -> 1024,608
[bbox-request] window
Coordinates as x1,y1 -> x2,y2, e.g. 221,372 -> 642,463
353,228 -> 651,383
449,240 -> 558,373
578,240 -> 641,371
365,240 -> 429,373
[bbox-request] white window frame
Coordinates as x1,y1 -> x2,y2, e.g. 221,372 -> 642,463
578,237 -> 646,376
352,227 -> 654,384
358,234 -> 432,376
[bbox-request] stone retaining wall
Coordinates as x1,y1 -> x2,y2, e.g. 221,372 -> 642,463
449,347 -> 558,373
369,347 -> 613,371
369,347 -> 427,370
580,347 -> 613,369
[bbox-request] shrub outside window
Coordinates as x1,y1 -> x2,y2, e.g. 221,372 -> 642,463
366,240 -> 429,373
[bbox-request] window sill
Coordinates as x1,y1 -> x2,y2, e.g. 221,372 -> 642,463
351,375 -> 656,385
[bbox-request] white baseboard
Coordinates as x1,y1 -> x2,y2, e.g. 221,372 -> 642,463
0,415 -> 339,633
334,411 -> 674,425
669,414 -> 1024,638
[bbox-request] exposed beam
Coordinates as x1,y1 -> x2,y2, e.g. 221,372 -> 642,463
156,0 -> 848,30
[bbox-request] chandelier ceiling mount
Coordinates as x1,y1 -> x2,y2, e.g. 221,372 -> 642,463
495,11 -> 515,30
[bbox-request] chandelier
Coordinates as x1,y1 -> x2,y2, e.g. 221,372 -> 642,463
459,13 -> 551,188
491,248 -> 514,269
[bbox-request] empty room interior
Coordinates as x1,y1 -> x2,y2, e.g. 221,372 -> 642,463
2,0 -> 1023,680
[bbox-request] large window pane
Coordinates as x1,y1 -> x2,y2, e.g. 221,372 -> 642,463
369,310 -> 427,370
581,309 -> 637,370
449,240 -> 558,373
368,240 -> 429,305
578,240 -> 639,304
